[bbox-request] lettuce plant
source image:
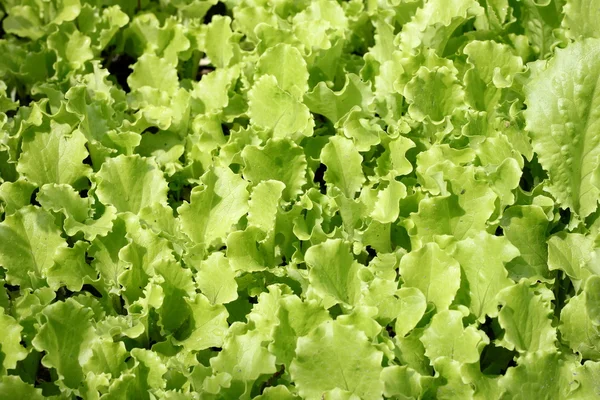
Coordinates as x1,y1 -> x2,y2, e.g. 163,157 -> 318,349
0,0 -> 600,399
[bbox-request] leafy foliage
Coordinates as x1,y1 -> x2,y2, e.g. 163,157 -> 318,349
0,0 -> 599,399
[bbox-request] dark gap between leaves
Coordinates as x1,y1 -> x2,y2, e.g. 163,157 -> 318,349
102,49 -> 136,92
313,163 -> 327,194
30,188 -> 40,206
203,2 -> 228,24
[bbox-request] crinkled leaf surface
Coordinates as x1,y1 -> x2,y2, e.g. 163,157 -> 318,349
399,243 -> 461,311
0,206 -> 67,288
420,309 -> 488,365
525,39 -> 600,218
248,75 -> 312,138
17,123 -> 91,188
95,154 -> 169,214
304,239 -> 361,306
32,299 -> 95,389
497,282 -> 556,353
290,320 -> 384,400
452,232 -> 519,321
178,166 -> 249,248
1,1 -> 600,398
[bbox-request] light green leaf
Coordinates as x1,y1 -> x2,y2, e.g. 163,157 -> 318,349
17,122 -> 91,188
569,361 -> 600,399
399,242 -> 461,311
452,232 -> 519,321
305,239 -> 361,306
464,40 -> 523,88
256,43 -> 309,99
226,226 -> 272,272
32,299 -> 95,389
497,282 -> 556,353
0,308 -> 27,371
38,183 -> 117,241
404,66 -> 465,124
78,5 -> 129,52
191,66 -> 239,114
0,376 -> 43,399
47,241 -> 95,291
82,338 -> 128,378
290,320 -> 384,400
421,309 -> 489,364
399,0 -> 484,53
155,258 -> 195,333
242,139 -> 307,202
102,348 -> 167,399
434,358 -> 476,399
210,324 -> 277,382
394,287 -> 427,338
130,86 -> 190,132
376,135 -> 416,177
380,365 -> 425,400
254,385 -> 300,400
461,363 -> 503,400
559,291 -> 600,359
178,166 -> 249,248
137,130 -> 184,172
585,275 -> 600,326
340,109 -> 383,152
138,202 -> 179,240
248,75 -> 312,138
395,328 -> 432,376
95,155 -> 169,214
47,22 -> 94,74
548,232 -> 594,282
416,145 -> 476,195
88,217 -> 128,290
203,15 -> 235,69
0,206 -> 67,288
498,351 -> 576,400
463,40 -> 523,111
125,13 -> 189,63
304,73 -> 374,124
525,39 -> 600,218
321,135 -> 365,198
2,6 -> 45,40
562,0 -> 600,39
248,285 -> 287,340
270,295 -> 330,367
38,183 -> 89,221
196,252 -> 238,305
336,306 -> 381,339
4,1 -> 600,396
118,215 -> 175,303
486,158 -> 522,207
362,276 -> 403,322
292,0 -> 347,45
409,190 -> 495,244
248,180 -> 285,235
500,205 -> 550,280
0,179 -> 37,215
128,53 -> 179,95
370,178 -> 407,224
176,294 -> 229,351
